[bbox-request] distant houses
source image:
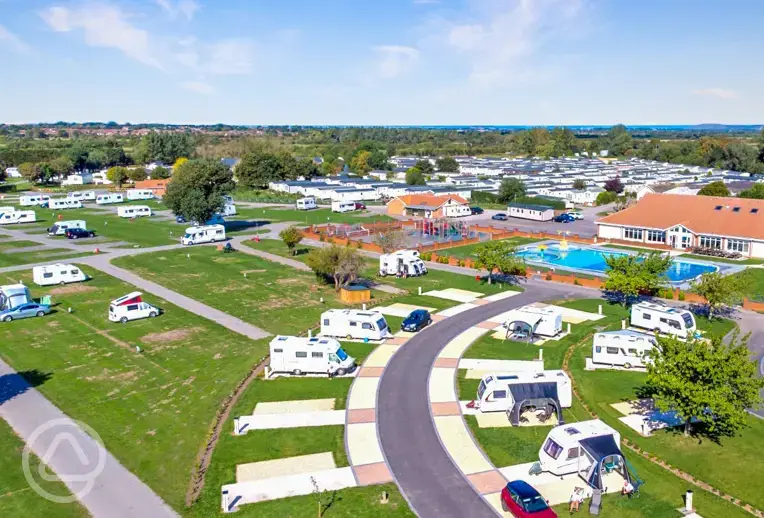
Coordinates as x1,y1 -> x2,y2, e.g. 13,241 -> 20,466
386,194 -> 470,219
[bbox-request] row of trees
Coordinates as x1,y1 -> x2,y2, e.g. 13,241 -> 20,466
698,180 -> 764,199
236,148 -> 320,189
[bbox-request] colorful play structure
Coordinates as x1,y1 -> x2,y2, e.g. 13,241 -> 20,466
413,219 -> 483,243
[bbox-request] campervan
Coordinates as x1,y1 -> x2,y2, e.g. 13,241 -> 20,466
0,284 -> 31,310
320,309 -> 391,340
47,198 -> 82,210
472,371 -> 572,414
108,292 -> 160,323
502,306 -> 563,338
126,189 -> 154,201
117,205 -> 152,218
379,250 -> 428,277
67,191 -> 96,202
19,195 -> 50,207
96,193 -> 124,205
47,220 -> 86,236
220,195 -> 237,216
592,330 -> 656,369
269,335 -> 356,376
331,200 -> 356,213
0,211 -> 36,225
181,225 -> 226,245
630,301 -> 696,338
33,264 -> 88,286
296,197 -> 317,210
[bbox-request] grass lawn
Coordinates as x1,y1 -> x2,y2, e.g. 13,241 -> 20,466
0,240 -> 41,251
231,207 -> 393,226
433,236 -> 544,259
0,240 -> 93,267
731,267 -> 764,301
0,266 -> 270,512
679,253 -> 764,266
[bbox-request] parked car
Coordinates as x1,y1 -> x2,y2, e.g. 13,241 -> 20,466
354,202 -> 367,210
566,212 -> 584,220
1,303 -> 51,322
553,214 -> 575,223
401,309 -> 432,332
65,228 -> 96,239
470,206 -> 484,215
176,215 -> 187,223
500,480 -> 557,517
492,213 -> 508,221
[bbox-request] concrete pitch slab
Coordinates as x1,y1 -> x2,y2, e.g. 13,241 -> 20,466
357,366 -> 385,377
347,408 -> 376,424
472,298 -> 490,306
428,367 -> 457,403
439,326 -> 490,358
468,470 -> 508,494
483,291 -> 522,302
394,330 -> 417,339
237,410 -> 346,431
459,359 -> 543,373
486,309 -> 527,324
376,303 -> 435,317
431,402 -> 462,416
254,398 -> 335,415
475,412 -> 512,428
347,378 -> 380,410
423,288 -> 484,303
434,415 -> 493,475
485,491 -> 513,517
353,462 -> 393,486
437,303 -> 478,317
433,357 -> 459,368
459,401 -> 479,415
346,422 -> 384,466
363,345 -> 401,368
545,304 -> 604,322
236,452 -> 336,482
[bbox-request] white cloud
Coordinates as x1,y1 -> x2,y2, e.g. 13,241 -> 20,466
155,0 -> 199,21
205,40 -> 254,75
180,80 -> 213,94
0,24 -> 30,53
692,88 -> 737,100
372,45 -> 420,79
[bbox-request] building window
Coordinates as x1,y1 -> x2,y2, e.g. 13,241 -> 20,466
727,239 -> 750,253
646,230 -> 665,243
699,235 -> 722,250
624,228 -> 643,241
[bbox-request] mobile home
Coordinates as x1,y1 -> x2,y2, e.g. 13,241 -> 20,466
471,371 -> 572,421
67,191 -> 96,202
592,330 -> 656,369
181,225 -> 226,245
33,264 -> 88,286
19,195 -> 50,207
108,292 -> 160,323
96,193 -> 124,205
47,220 -> 87,236
502,306 -> 563,338
0,284 -> 31,310
126,189 -> 155,201
320,309 -> 391,340
0,211 -> 36,225
379,250 -> 427,276
47,198 -> 82,210
269,335 -> 356,376
331,200 -> 356,213
508,203 -> 555,222
630,301 -> 696,338
296,197 -> 317,210
117,205 -> 152,218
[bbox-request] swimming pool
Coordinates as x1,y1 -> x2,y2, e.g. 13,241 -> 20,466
517,244 -> 717,283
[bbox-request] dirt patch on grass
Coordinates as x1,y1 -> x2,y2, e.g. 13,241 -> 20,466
276,278 -> 304,285
47,321 -> 60,328
141,327 -> 204,344
49,284 -> 98,296
241,269 -> 267,274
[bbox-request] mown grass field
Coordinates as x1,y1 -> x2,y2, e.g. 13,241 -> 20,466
435,236 -> 544,259
0,238 -> 93,267
231,207 -> 394,226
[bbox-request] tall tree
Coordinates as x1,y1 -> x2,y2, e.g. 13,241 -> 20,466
605,124 -> 633,156
236,150 -> 284,188
604,251 -> 672,304
436,156 -> 460,172
151,166 -> 171,179
350,151 -> 372,174
305,245 -> 365,291
473,240 -> 525,284
137,133 -> 194,164
690,271 -> 748,319
698,181 -> 730,197
49,156 -> 74,176
106,166 -> 129,187
738,183 -> 764,199
368,150 -> 392,171
405,167 -> 426,185
127,167 -> 147,182
279,226 -> 304,256
414,159 -> 435,177
498,178 -> 527,203
373,229 -> 406,253
572,178 -> 586,190
163,158 -> 235,224
604,176 -> 624,193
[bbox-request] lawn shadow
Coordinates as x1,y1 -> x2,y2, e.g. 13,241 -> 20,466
0,369 -> 53,405
225,220 -> 272,233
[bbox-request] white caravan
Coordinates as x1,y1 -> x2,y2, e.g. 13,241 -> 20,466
538,419 -> 621,477
473,371 -> 572,413
320,309 -> 391,340
269,335 -> 356,376
630,301 -> 696,338
96,193 -> 124,205
181,225 -> 226,245
592,330 -> 656,369
296,197 -> 317,210
67,191 -> 96,202
0,284 -> 31,310
33,264 -> 88,286
117,205 -> 152,218
47,220 -> 87,236
47,198 -> 82,210
379,250 -> 427,277
0,206 -> 15,214
220,195 -> 237,216
0,211 -> 36,225
503,306 -> 563,338
109,292 -> 160,323
126,189 -> 154,201
19,195 -> 50,207
331,200 -> 356,213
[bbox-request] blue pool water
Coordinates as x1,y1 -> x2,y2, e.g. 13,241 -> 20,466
517,245 -> 717,283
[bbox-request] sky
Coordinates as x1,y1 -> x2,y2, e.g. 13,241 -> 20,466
1,0 -> 764,125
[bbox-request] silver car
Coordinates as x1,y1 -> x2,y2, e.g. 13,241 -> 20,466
0,303 -> 51,322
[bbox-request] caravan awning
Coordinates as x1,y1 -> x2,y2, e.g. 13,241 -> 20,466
507,382 -> 562,426
503,310 -> 543,328
579,434 -> 630,490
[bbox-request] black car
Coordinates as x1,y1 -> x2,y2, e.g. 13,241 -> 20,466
401,309 -> 432,332
65,228 -> 96,239
470,206 -> 484,215
492,213 -> 508,221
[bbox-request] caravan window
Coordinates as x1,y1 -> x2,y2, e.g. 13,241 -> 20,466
323,319 -> 329,325
273,348 -> 283,353
312,352 -> 323,358
43,273 -> 53,279
350,321 -> 358,327
377,318 -> 387,330
643,313 -> 651,320
336,348 -> 348,361
295,351 -> 307,358
477,380 -> 487,399
681,313 -> 694,328
606,347 -> 619,355
362,322 -> 373,330
492,390 -> 507,399
627,348 -> 639,356
594,346 -> 602,353
566,447 -> 582,460
542,438 -> 564,460
127,304 -> 139,311
669,320 -> 680,329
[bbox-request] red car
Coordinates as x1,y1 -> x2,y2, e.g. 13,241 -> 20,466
354,202 -> 366,210
501,480 -> 557,518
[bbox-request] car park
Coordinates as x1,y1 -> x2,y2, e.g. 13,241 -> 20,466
553,213 -> 575,223
1,303 -> 51,322
492,213 -> 508,221
500,480 -> 557,517
401,309 -> 431,332
470,206 -> 484,215
65,227 -> 96,239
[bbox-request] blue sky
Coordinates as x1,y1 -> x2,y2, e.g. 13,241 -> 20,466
1,0 -> 763,125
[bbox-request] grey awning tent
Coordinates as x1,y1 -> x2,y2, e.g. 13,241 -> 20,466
506,382 -> 563,426
579,434 -> 631,490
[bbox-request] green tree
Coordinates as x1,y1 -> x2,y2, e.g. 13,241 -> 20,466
698,181 -> 730,197
738,183 -> 764,199
646,333 -> 764,438
605,124 -> 633,156
373,229 -> 405,253
415,159 -> 435,176
151,166 -> 170,179
163,158 -> 235,224
18,162 -> 45,183
236,150 -> 284,189
305,245 -> 365,291
279,226 -> 304,256
127,167 -> 147,182
690,271 -> 748,319
49,156 -> 74,176
498,178 -> 526,204
603,251 -> 672,303
596,191 -> 618,206
368,150 -> 392,171
473,240 -> 525,284
294,158 -> 320,179
106,166 -> 129,187
572,178 -> 586,190
136,132 -> 194,164
550,127 -> 575,156
350,151 -> 372,174
436,156 -> 460,172
405,167 -> 426,185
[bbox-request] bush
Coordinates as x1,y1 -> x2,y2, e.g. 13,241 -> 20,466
438,256 -> 450,264
678,291 -> 686,301
458,259 -> 466,267
421,252 -> 432,261
573,279 -> 582,286
0,184 -> 17,193
546,273 -> 553,281
318,234 -> 325,242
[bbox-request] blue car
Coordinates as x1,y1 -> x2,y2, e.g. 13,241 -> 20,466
401,309 -> 432,332
553,214 -> 575,223
1,303 -> 51,322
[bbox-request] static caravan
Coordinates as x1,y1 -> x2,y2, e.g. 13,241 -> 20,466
19,195 -> 50,207
320,309 -> 391,341
331,200 -> 356,213
630,302 -> 696,338
502,306 -> 563,338
96,193 -> 124,205
269,335 -> 356,376
296,197 -> 317,210
0,284 -> 31,310
67,191 -> 96,202
471,371 -> 572,422
117,205 -> 152,218
108,292 -> 160,323
47,198 -> 82,210
220,195 -> 237,216
126,189 -> 154,201
181,225 -> 226,245
379,250 -> 427,277
47,220 -> 87,236
33,264 -> 88,286
0,211 -> 36,225
592,330 -> 656,369
508,203 -> 555,222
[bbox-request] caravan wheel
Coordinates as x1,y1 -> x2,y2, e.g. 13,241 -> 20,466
292,369 -> 303,376
149,311 -> 157,318
3,316 -> 12,322
336,368 -> 346,376
346,334 -> 352,340
60,281 -> 66,285
120,316 -> 128,324
623,362 -> 632,369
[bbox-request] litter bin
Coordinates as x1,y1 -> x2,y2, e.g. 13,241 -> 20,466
41,295 -> 52,306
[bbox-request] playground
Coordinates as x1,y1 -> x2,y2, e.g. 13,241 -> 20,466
322,219 -> 493,249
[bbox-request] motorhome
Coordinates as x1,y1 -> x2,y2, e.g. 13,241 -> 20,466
0,284 -> 31,310
331,200 -> 356,213
0,211 -> 36,225
67,191 -> 96,202
592,330 -> 656,369
472,371 -> 572,417
117,205 -> 152,218
33,264 -> 88,286
502,306 -> 563,338
181,225 -> 226,245
630,301 -> 696,338
47,198 -> 82,210
96,193 -> 124,205
108,292 -> 160,323
47,220 -> 87,236
126,189 -> 154,201
320,309 -> 391,340
269,335 -> 356,376
220,195 -> 237,216
19,195 -> 50,207
379,250 -> 427,277
296,197 -> 317,210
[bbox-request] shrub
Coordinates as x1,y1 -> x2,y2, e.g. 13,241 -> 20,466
356,241 -> 363,249
421,252 -> 432,261
458,259 -> 466,267
573,279 -> 582,286
546,273 -> 553,281
678,291 -> 686,301
318,234 -> 325,242
438,256 -> 450,264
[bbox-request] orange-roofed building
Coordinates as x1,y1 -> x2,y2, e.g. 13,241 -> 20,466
387,193 -> 470,219
596,193 -> 764,258
134,179 -> 170,198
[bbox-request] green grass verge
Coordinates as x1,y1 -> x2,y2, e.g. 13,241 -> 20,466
678,254 -> 764,266
433,237 -> 544,260
232,207 -> 393,226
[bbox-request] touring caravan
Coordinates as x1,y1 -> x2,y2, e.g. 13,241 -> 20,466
0,284 -> 31,310
108,292 -> 160,323
331,200 -> 356,213
126,189 -> 154,201
502,306 -> 563,338
46,198 -> 82,210
220,195 -> 237,216
181,225 -> 226,245
630,301 -> 696,338
296,197 -> 317,210
0,206 -> 15,214
47,220 -> 87,236
269,335 -> 356,376
96,193 -> 124,205
117,205 -> 152,218
379,250 -> 428,277
33,264 -> 88,286
67,191 -> 96,202
471,371 -> 572,419
0,211 -> 36,225
320,309 -> 391,340
19,195 -> 50,207
592,330 -> 656,369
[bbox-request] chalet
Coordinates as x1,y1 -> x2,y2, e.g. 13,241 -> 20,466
386,194 -> 470,219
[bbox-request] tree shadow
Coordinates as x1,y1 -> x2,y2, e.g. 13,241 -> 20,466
320,491 -> 341,516
480,273 -> 526,287
224,220 -> 272,233
0,369 -> 53,405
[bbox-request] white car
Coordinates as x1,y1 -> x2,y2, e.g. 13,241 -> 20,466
566,212 -> 584,220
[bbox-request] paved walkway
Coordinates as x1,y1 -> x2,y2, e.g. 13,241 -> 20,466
232,235 -> 311,271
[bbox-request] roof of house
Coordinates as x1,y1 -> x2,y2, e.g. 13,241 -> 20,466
393,193 -> 468,208
135,179 -> 170,188
596,193 -> 764,240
